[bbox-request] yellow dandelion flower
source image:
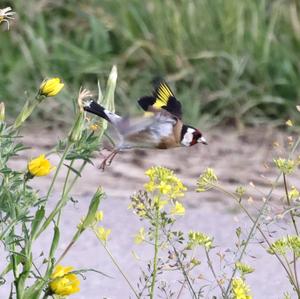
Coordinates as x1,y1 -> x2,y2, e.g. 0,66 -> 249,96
27,154 -> 55,177
134,227 -> 146,244
231,278 -> 252,299
49,265 -> 80,296
97,226 -> 111,243
39,78 -> 64,97
171,201 -> 185,216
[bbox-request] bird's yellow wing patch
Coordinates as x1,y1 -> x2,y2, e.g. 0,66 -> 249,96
153,82 -> 174,109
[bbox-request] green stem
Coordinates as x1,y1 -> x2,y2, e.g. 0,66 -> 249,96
283,173 -> 300,292
44,142 -> 72,203
98,237 -> 139,298
283,173 -> 299,235
56,160 -> 74,226
221,136 -> 300,298
205,249 -> 225,296
172,245 -> 197,299
215,182 -> 297,298
34,161 -> 86,240
150,207 -> 160,299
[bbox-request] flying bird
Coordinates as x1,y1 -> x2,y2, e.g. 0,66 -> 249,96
83,80 -> 207,169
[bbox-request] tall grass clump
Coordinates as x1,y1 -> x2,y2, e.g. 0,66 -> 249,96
2,0 -> 300,127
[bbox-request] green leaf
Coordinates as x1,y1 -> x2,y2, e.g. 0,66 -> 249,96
63,163 -> 82,177
31,207 -> 45,240
49,225 -> 60,259
80,188 -> 104,232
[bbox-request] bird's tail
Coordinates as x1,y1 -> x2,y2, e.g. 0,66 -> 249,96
83,100 -> 111,122
83,100 -> 122,124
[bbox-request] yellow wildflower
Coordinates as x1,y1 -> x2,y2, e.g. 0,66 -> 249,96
144,166 -> 186,199
286,119 -> 293,127
90,123 -> 99,131
196,168 -> 218,192
235,262 -> 254,275
96,226 -> 111,243
49,265 -> 80,296
171,201 -> 185,216
27,154 -> 55,177
39,78 -> 64,97
188,231 -> 213,250
153,196 -> 168,210
95,211 -> 104,222
134,227 -> 146,244
268,237 -> 288,255
231,278 -> 252,299
274,158 -> 296,175
289,186 -> 300,200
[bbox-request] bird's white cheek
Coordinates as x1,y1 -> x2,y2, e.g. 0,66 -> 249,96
181,132 -> 193,146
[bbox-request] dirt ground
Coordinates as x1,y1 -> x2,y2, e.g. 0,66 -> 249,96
1,126 -> 299,298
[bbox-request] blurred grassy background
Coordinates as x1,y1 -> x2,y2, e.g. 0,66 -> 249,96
1,0 -> 300,128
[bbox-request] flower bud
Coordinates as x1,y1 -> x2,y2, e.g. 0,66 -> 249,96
39,78 -> 64,97
0,102 -> 5,122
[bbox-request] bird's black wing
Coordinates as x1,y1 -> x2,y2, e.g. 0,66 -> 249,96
138,80 -> 182,119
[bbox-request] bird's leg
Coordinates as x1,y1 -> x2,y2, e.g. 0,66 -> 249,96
106,150 -> 119,166
99,150 -> 119,170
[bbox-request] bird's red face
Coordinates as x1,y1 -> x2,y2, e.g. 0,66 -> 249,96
181,125 -> 207,147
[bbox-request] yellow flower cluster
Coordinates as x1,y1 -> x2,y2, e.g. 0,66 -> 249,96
27,154 -> 55,177
171,201 -> 185,216
231,278 -> 252,299
268,235 -> 300,257
274,158 -> 297,175
144,166 -> 187,199
187,231 -> 213,250
289,186 -> 300,200
96,226 -> 111,243
39,78 -> 64,97
196,168 -> 218,192
235,262 -> 254,275
134,227 -> 146,245
49,265 -> 80,296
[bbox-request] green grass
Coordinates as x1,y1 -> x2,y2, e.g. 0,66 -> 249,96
1,0 -> 300,127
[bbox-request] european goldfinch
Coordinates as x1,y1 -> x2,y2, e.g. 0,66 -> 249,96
83,80 -> 207,169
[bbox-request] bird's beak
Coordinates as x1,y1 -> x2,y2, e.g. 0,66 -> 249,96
198,136 -> 208,145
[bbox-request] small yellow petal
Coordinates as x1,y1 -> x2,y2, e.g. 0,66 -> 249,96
171,201 -> 185,216
97,226 -> 111,242
134,227 -> 145,245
